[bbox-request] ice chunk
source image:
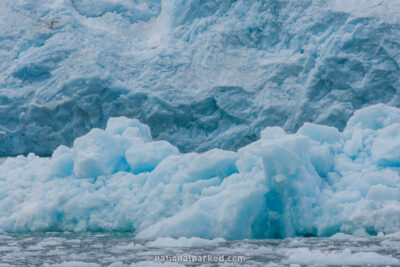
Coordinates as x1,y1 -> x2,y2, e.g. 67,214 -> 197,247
309,146 -> 333,177
347,104 -> 400,131
260,136 -> 321,237
329,232 -> 355,240
106,117 -> 152,142
137,184 -> 269,239
343,129 -> 363,157
126,141 -> 179,174
366,184 -> 400,201
298,123 -> 341,144
72,129 -> 126,178
260,127 -> 286,140
51,145 -> 73,177
371,124 -> 400,166
186,149 -> 238,180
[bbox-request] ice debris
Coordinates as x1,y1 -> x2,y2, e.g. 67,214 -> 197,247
0,104 -> 400,239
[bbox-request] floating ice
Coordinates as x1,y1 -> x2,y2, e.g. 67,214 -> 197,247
45,262 -> 101,267
0,104 -> 400,239
147,237 -> 225,248
284,248 -> 400,265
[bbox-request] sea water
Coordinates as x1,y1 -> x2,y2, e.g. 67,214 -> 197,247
1,233 -> 400,266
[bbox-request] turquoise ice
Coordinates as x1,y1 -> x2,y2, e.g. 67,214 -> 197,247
0,104 -> 399,239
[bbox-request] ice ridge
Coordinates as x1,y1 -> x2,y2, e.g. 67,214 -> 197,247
0,0 -> 399,156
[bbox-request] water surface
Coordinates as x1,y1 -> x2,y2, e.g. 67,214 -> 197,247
1,233 -> 399,266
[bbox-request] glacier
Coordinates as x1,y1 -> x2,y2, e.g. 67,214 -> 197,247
1,104 -> 400,239
1,0 -> 400,156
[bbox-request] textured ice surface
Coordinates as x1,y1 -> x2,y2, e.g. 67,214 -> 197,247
283,248 -> 399,265
1,104 -> 400,239
147,237 -> 225,248
1,0 -> 399,156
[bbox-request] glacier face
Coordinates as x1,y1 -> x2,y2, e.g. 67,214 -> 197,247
1,104 -> 400,239
0,0 -> 400,156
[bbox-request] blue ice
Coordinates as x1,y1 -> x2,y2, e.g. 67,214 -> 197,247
0,104 -> 399,239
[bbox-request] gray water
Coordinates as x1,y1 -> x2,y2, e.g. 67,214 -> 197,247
1,233 -> 400,266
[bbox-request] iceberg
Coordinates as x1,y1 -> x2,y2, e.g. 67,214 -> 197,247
0,0 -> 399,156
1,104 -> 400,239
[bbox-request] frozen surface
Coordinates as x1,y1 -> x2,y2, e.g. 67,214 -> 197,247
1,233 -> 400,266
0,104 -> 400,239
1,0 -> 399,156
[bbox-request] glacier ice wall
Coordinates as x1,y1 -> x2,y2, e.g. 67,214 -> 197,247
1,104 -> 400,239
0,0 -> 399,156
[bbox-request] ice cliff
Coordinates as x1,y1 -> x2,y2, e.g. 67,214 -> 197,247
0,104 -> 400,239
1,0 -> 399,156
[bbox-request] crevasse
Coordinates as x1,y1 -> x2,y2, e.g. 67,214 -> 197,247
1,104 -> 399,239
1,0 -> 399,156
